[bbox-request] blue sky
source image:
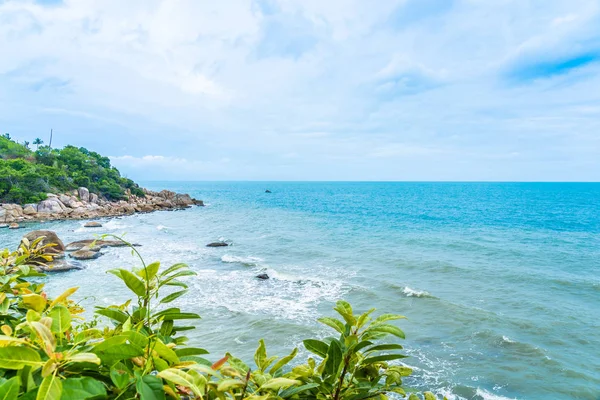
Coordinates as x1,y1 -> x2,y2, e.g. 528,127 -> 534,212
1,0 -> 599,181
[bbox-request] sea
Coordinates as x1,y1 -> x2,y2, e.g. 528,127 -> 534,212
1,182 -> 598,400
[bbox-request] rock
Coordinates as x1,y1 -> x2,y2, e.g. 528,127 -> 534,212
256,273 -> 270,280
78,187 -> 90,203
174,194 -> 194,206
0,224 -> 8,228
70,249 -> 102,260
23,205 -> 37,215
65,239 -> 136,251
193,199 -> 205,206
90,193 -> 99,204
22,230 -> 66,254
37,260 -> 84,273
265,189 -> 272,193
37,198 -> 66,214
9,223 -> 20,229
206,242 -> 229,247
84,221 -> 103,228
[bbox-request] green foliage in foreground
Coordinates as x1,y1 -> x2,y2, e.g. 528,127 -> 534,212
0,237 -> 443,400
0,136 -> 144,203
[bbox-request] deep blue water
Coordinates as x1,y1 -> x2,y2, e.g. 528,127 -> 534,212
1,182 -> 599,399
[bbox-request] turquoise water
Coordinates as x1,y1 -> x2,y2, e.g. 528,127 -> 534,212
1,182 -> 599,399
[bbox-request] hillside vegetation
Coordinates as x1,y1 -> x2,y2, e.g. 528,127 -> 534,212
0,134 -> 144,204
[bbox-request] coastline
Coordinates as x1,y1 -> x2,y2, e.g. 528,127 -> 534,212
0,186 -> 204,227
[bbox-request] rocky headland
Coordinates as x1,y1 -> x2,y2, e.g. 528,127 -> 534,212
0,187 -> 204,226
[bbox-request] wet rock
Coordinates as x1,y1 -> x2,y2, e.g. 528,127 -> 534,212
65,239 -> 136,251
256,273 -> 270,280
22,230 -> 66,254
9,223 -> 20,229
0,224 -> 8,228
84,221 -> 103,228
37,259 -> 84,273
70,249 -> 102,260
206,242 -> 229,247
265,189 -> 272,193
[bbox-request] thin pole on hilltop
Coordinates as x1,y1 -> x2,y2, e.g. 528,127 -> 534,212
49,129 -> 53,148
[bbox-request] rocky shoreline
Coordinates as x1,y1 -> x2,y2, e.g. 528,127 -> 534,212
0,187 -> 204,227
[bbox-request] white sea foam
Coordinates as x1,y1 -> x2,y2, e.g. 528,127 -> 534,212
221,255 -> 264,266
156,225 -> 169,231
402,286 -> 433,298
502,335 -> 515,344
475,388 -> 517,400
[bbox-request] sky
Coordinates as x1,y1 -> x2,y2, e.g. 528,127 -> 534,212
1,0 -> 599,181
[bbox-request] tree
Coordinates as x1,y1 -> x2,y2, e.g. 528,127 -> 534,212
3,133 -> 10,139
33,137 -> 43,149
23,141 -> 30,149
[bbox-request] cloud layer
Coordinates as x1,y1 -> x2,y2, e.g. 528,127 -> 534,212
1,0 -> 599,181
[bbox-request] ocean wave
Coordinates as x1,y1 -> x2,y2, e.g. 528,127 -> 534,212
221,254 -> 264,267
402,286 -> 436,298
475,388 -> 516,400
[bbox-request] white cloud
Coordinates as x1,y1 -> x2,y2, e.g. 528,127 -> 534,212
1,0 -> 600,181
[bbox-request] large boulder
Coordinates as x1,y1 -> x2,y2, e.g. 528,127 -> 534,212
1,204 -> 23,222
84,221 -> 102,228
174,194 -> 194,206
22,230 -> 65,255
37,198 -> 66,214
90,193 -> 99,204
23,205 -> 37,215
78,187 -> 90,203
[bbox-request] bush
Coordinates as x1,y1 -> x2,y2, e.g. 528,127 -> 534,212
0,237 -> 442,400
0,137 -> 145,203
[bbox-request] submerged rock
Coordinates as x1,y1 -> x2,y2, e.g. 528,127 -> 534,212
70,249 -> 102,260
0,224 -> 8,229
256,273 -> 270,280
22,230 -> 65,254
265,189 -> 272,193
84,221 -> 103,228
38,259 -> 84,273
65,239 -> 136,251
206,242 -> 229,247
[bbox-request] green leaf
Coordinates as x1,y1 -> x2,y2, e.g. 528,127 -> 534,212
366,324 -> 406,339
153,339 -> 179,364
174,347 -> 209,357
333,300 -> 355,325
0,377 -> 20,400
0,347 -> 42,369
135,375 -> 165,400
366,344 -> 404,352
372,314 -> 406,325
260,378 -> 300,390
159,290 -> 187,304
157,369 -> 202,397
424,393 -> 438,400
94,307 -> 129,324
139,262 -> 160,281
49,305 -> 71,333
160,263 -> 187,277
94,342 -> 145,363
22,294 -> 46,313
66,353 -> 101,365
279,383 -> 320,399
36,374 -> 62,400
362,354 -> 407,364
352,340 -> 373,353
318,317 -> 345,334
117,269 -> 147,297
269,348 -> 298,375
303,339 -> 329,358
122,331 -> 149,349
217,379 -> 245,392
356,309 -> 376,329
324,339 -> 343,377
61,377 -> 107,400
110,365 -> 130,390
254,339 -> 267,371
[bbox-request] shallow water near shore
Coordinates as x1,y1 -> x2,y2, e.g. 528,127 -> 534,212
1,182 -> 599,399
